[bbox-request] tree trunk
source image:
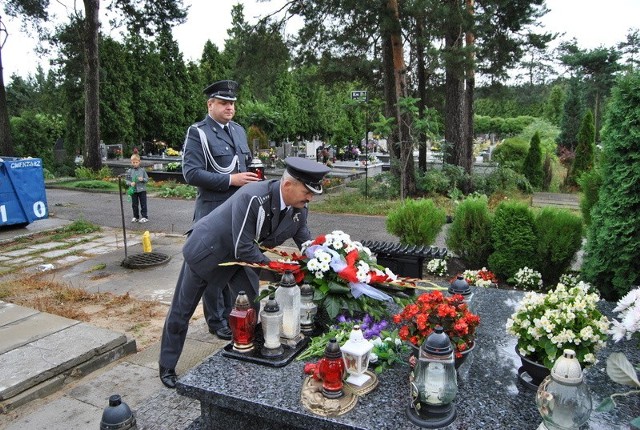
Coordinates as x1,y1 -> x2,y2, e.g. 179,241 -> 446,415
444,21 -> 465,168
415,13 -> 427,173
83,0 -> 102,170
383,0 -> 415,198
462,0 -> 475,193
0,42 -> 14,156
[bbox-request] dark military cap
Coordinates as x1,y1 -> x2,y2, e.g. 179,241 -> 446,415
284,157 -> 331,194
203,80 -> 238,101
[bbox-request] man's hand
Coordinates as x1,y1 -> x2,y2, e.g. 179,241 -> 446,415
230,172 -> 260,187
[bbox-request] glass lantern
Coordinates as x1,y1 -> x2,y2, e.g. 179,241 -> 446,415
260,294 -> 284,357
408,326 -> 458,428
340,325 -> 374,386
274,271 -> 302,344
536,349 -> 592,430
299,283 -> 317,335
318,338 -> 346,399
229,290 -> 257,353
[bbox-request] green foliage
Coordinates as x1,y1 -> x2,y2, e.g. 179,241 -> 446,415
557,77 -> 584,151
385,199 -> 446,246
445,196 -> 493,268
519,118 -> 560,157
492,137 -> 529,172
582,72 -> 640,300
522,132 -> 544,188
72,180 -> 113,190
542,154 -> 553,191
473,115 -> 537,137
568,110 -> 596,187
416,169 -> 451,196
488,201 -> 537,281
55,219 -> 101,236
156,183 -> 197,200
543,84 -> 566,126
471,166 -> 533,196
534,208 -> 584,286
356,174 -> 399,200
74,166 -> 113,180
578,168 -> 602,227
9,111 -> 64,167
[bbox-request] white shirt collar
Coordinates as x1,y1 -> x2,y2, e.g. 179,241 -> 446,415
279,183 -> 288,211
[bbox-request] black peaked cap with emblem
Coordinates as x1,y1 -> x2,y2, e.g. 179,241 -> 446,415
284,157 -> 331,194
203,80 -> 238,101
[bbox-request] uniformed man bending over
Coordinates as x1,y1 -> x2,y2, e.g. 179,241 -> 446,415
159,157 -> 331,388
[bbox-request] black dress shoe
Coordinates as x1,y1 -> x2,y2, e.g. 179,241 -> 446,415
159,365 -> 177,389
210,326 -> 232,340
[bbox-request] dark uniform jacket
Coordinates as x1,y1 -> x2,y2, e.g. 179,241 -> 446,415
182,115 -> 252,221
182,179 -> 311,280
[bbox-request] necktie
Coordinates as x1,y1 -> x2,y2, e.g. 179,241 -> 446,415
223,125 -> 234,143
279,208 -> 289,223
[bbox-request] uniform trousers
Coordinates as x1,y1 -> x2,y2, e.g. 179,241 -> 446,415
159,260 -> 259,370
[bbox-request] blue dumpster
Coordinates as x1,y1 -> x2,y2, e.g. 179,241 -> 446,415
0,157 -> 49,227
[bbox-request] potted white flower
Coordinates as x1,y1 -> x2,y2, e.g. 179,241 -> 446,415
506,281 -> 610,385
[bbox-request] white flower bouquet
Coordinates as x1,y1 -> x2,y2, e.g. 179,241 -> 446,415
609,286 -> 640,343
513,266 -> 543,291
426,258 -> 448,277
506,281 -> 610,368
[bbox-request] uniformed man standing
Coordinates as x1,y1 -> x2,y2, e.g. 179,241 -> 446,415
182,80 -> 261,341
159,157 -> 331,388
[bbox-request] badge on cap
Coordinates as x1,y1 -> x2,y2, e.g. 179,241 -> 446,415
284,157 -> 331,194
203,80 -> 238,101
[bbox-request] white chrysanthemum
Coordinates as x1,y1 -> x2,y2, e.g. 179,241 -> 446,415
318,261 -> 331,273
609,320 -> 628,342
315,250 -> 332,264
307,258 -> 321,271
314,271 -> 324,279
583,353 -> 596,364
613,288 -> 640,313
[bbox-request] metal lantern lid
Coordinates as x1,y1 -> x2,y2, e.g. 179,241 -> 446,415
249,157 -> 264,168
421,325 -> 453,356
100,394 -> 136,430
280,270 -> 297,288
550,349 -> 584,385
263,294 -> 280,313
324,338 -> 343,359
300,283 -> 314,297
449,275 -> 471,296
234,290 -> 251,310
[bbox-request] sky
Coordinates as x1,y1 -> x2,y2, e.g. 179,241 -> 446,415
2,0 -> 639,79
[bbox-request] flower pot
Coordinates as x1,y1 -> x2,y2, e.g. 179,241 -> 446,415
410,342 -> 475,369
515,346 -> 550,390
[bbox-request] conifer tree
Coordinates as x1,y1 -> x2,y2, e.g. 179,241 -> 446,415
567,109 -> 595,187
522,131 -> 543,189
582,72 -> 640,300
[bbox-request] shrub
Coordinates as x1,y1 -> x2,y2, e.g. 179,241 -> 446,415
471,166 -> 532,196
357,173 -> 399,200
542,153 -> 553,191
446,196 -> 493,268
72,180 -> 113,190
385,198 -> 446,246
492,137 -> 529,172
567,109 -> 595,187
534,207 -> 584,286
74,166 -> 113,180
416,169 -> 450,196
582,72 -> 640,300
577,168 -> 602,227
487,201 -> 537,281
522,131 -> 544,189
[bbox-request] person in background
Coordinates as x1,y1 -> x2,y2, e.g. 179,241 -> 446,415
181,79 -> 260,340
126,152 -> 149,223
159,157 -> 331,388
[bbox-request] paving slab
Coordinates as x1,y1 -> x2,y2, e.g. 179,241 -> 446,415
0,311 -> 79,355
67,362 -> 158,409
2,395 -> 102,430
0,323 -> 128,401
0,302 -> 39,327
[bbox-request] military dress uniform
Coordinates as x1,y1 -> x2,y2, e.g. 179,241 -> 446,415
158,157 -> 330,388
181,80 -> 253,336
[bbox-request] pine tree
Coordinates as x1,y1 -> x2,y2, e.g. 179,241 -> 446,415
581,72 -> 640,300
522,131 -> 544,189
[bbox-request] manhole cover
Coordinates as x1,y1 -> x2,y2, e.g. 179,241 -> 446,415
122,252 -> 171,269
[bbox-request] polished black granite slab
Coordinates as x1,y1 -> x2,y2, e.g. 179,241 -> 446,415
177,288 -> 640,430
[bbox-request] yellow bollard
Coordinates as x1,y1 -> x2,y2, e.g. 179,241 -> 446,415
142,231 -> 152,253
